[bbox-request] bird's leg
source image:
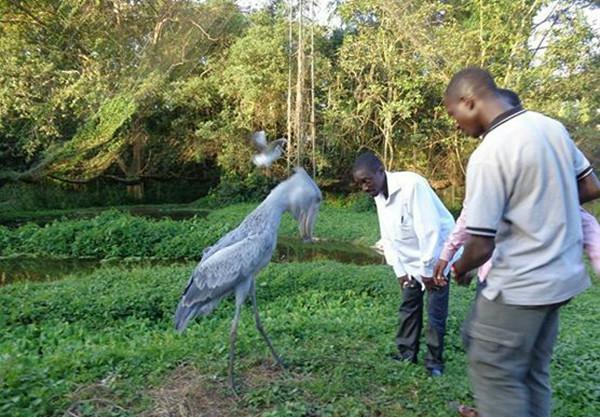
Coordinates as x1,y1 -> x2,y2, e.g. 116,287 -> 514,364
228,301 -> 243,393
250,279 -> 286,368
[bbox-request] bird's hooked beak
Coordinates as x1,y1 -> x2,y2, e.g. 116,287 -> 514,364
299,202 -> 319,242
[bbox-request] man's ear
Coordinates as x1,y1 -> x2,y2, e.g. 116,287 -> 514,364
461,96 -> 475,111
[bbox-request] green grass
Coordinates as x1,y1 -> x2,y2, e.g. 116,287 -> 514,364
1,262 -> 598,417
1,202 -> 598,416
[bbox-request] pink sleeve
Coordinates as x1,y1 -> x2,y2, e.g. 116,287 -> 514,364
581,208 -> 600,275
440,208 -> 470,261
478,259 -> 492,281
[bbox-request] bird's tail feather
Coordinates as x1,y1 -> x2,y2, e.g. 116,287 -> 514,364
174,299 -> 220,333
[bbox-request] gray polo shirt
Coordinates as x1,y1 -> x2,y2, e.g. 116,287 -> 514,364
465,108 -> 592,305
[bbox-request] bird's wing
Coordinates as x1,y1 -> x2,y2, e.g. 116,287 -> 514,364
179,233 -> 271,310
252,153 -> 271,167
175,233 -> 274,332
253,148 -> 283,168
251,139 -> 287,168
251,131 -> 267,151
267,138 -> 287,152
201,226 -> 248,263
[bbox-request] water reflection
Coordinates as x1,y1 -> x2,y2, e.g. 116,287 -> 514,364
274,237 -> 382,265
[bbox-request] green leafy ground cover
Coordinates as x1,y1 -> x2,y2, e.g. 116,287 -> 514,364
1,261 -> 598,417
0,203 -> 379,259
1,203 -> 598,416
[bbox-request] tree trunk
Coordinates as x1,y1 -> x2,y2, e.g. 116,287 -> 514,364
286,0 -> 294,174
116,121 -> 147,201
127,134 -> 145,200
310,0 -> 316,178
294,0 -> 305,168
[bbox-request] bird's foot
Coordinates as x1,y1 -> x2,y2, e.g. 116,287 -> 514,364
228,376 -> 241,399
274,356 -> 287,369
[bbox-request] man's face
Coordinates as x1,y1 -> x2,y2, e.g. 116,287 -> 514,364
353,166 -> 385,197
444,96 -> 485,138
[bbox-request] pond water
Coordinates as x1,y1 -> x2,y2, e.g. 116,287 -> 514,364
0,238 -> 384,286
0,206 -> 210,228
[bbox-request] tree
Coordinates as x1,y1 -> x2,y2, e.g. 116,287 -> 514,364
323,0 -> 598,201
0,0 -> 246,197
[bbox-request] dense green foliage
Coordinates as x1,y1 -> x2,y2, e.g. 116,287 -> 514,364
1,262 -> 598,417
0,179 -> 212,213
0,202 -> 380,258
0,210 -> 230,259
0,0 -> 597,204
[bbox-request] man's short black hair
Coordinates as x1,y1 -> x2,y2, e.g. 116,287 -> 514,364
353,151 -> 384,174
497,88 -> 521,107
445,67 -> 498,100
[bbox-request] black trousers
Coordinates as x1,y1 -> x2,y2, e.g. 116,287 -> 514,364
395,278 -> 449,370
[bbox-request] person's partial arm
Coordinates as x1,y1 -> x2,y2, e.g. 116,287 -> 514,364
440,207 -> 469,261
578,171 -> 600,204
566,125 -> 598,204
581,208 -> 600,275
456,158 -> 506,285
434,207 -> 468,285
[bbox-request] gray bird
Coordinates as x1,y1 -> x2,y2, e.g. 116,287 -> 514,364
251,130 -> 287,168
174,168 -> 321,390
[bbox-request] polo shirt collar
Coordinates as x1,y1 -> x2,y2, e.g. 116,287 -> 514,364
481,106 -> 526,139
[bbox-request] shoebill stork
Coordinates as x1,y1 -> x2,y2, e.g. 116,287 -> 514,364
174,168 -> 321,390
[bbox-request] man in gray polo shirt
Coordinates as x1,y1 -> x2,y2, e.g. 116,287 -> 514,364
444,67 -> 600,417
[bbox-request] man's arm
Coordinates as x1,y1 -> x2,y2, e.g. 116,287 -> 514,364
578,171 -> 600,204
381,241 -> 407,278
411,179 -> 445,289
566,126 -> 598,203
452,235 -> 495,284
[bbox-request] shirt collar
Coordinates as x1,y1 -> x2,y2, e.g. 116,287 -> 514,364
481,106 -> 526,139
375,171 -> 402,205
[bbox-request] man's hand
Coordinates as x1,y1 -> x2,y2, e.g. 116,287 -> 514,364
452,265 -> 475,286
433,259 -> 449,287
421,276 -> 435,290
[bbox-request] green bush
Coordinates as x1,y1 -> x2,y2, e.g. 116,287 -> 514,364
1,202 -> 381,259
0,210 -> 231,259
0,180 -> 212,213
0,182 -> 131,212
207,172 -> 278,206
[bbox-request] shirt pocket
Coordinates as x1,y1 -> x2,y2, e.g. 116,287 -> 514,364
397,204 -> 414,240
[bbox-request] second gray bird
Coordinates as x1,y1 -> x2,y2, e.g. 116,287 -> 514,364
251,130 -> 287,168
